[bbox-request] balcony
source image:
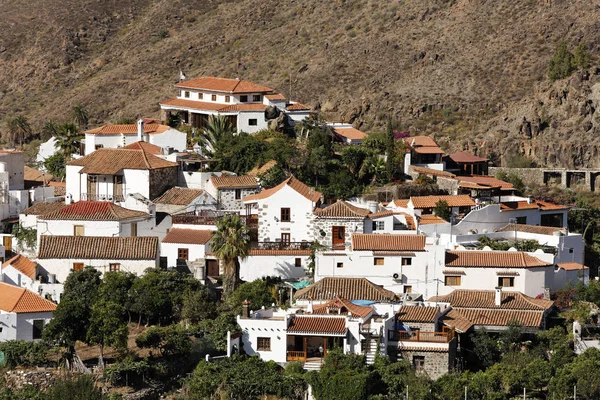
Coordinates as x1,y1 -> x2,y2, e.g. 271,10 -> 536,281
172,211 -> 257,227
81,193 -> 124,202
388,329 -> 455,343
251,241 -> 311,251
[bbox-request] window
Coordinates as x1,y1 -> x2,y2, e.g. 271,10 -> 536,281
95,144 -> 104,150
336,262 -> 344,268
281,233 -> 291,245
413,355 -> 425,371
198,93 -> 203,100
444,276 -> 462,286
184,91 -> 190,98
109,263 -> 121,272
74,225 -> 84,236
374,257 -> 385,266
372,221 -> 385,231
253,94 -> 262,102
403,285 -> 412,294
73,263 -> 84,271
281,208 -> 291,222
516,216 -> 527,224
32,320 -> 44,340
211,94 -> 217,101
240,95 -> 248,102
569,248 -> 574,254
131,222 -> 137,237
402,258 -> 412,266
178,248 -> 189,261
248,119 -> 258,126
498,277 -> 515,287
235,189 -> 242,200
225,95 -> 230,102
257,337 -> 271,351
295,258 -> 302,267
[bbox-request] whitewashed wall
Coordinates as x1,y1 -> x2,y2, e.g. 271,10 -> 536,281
161,242 -> 209,269
38,258 -> 158,283
16,311 -> 54,341
239,255 -> 309,282
1,264 -> 36,287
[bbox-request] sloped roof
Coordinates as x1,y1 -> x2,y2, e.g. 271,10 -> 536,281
314,200 -> 371,218
295,277 -> 397,302
243,176 -> 321,203
312,297 -> 373,318
496,223 -> 566,236
393,199 -> 409,208
21,199 -> 66,216
248,160 -> 277,177
410,165 -> 456,178
441,307 -> 545,330
0,282 -> 56,313
49,182 -> 66,196
445,251 -> 551,269
418,215 -> 448,225
286,102 -> 311,111
85,124 -> 169,135
500,200 -> 569,211
265,93 -> 286,100
429,290 -> 554,310
2,254 -> 37,279
122,141 -> 162,154
24,166 -> 54,183
218,103 -> 267,112
396,306 -> 439,323
162,228 -> 213,245
448,151 -> 488,163
38,236 -> 159,260
333,127 -> 367,141
153,187 -> 208,205
287,316 -> 346,335
175,77 -> 274,93
457,175 -> 513,189
402,136 -> 444,154
557,262 -> 589,271
410,195 -> 475,209
439,309 -> 474,333
39,201 -> 148,221
68,148 -> 177,175
351,234 -> 425,251
210,175 -> 259,189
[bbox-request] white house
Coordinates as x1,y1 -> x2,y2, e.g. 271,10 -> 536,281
84,119 -> 187,155
159,77 -> 311,133
161,228 -> 214,273
243,176 -> 322,243
0,282 -> 57,342
153,187 -> 217,215
2,254 -> 38,287
19,199 -> 67,229
37,235 -> 159,283
403,136 -> 445,173
311,200 -> 371,250
554,262 -> 589,289
294,277 -> 398,306
205,175 -> 259,212
65,146 -> 178,204
328,123 -> 368,145
239,248 -> 310,282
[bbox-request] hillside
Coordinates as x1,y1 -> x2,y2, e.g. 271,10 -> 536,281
1,0 -> 600,167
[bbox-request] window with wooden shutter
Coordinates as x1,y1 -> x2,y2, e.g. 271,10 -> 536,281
74,225 -> 85,236
109,263 -> 121,272
498,277 -> 515,287
178,248 -> 189,261
131,222 -> 137,237
73,263 -> 84,271
280,208 -> 291,222
444,276 -> 462,286
374,257 -> 385,266
257,337 -> 271,351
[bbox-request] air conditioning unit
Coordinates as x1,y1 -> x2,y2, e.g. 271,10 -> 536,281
392,273 -> 401,280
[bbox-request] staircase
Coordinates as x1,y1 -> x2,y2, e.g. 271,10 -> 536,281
303,359 -> 324,371
364,338 -> 379,365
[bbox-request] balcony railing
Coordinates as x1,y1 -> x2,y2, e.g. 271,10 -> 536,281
172,211 -> 257,227
286,351 -> 307,361
388,329 -> 454,343
251,241 -> 311,251
81,193 -> 124,202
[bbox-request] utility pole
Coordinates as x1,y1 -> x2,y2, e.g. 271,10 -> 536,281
574,385 -> 577,399
523,387 -> 526,399
464,386 -> 467,400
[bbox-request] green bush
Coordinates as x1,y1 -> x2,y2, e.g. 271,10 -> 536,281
548,42 -> 574,81
0,340 -> 49,368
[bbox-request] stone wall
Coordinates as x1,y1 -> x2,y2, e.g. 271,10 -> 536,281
402,321 -> 436,331
219,188 -> 258,211
309,216 -> 365,249
488,167 -> 546,188
149,167 -> 178,201
398,349 -> 450,380
436,177 -> 461,195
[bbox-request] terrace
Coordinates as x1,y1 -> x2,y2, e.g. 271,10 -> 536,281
172,210 -> 257,228
388,329 -> 455,343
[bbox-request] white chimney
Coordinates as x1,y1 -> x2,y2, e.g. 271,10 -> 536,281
137,119 -> 144,142
367,201 -> 378,214
494,287 -> 502,306
307,297 -> 313,313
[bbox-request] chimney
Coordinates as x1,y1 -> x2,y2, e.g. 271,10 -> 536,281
307,296 -> 313,314
241,299 -> 250,319
137,119 -> 144,142
367,201 -> 378,214
494,287 -> 502,306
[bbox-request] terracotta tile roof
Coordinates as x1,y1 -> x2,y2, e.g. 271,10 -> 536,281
413,146 -> 445,155
410,195 -> 475,209
496,271 -> 519,276
243,176 -> 321,203
418,215 -> 448,225
0,282 -> 56,313
2,254 -> 37,279
175,77 -> 274,93
159,98 -> 229,111
393,199 -> 409,208
217,103 -> 266,112
24,166 -> 54,183
85,124 -> 169,135
248,249 -> 311,256
457,175 -> 513,189
333,127 -> 367,141
312,297 -> 373,318
210,175 -> 258,189
403,136 -> 439,147
448,151 -> 488,163
286,102 -> 311,111
38,236 -> 159,260
68,148 -> 177,174
153,187 -> 208,205
446,308 -> 546,329
410,166 -> 455,178
39,201 -> 148,221
445,251 -> 551,268
440,309 -> 474,333
287,316 -> 346,335
247,160 -> 277,177
429,290 -> 554,310
442,270 -> 466,275
314,200 -> 371,218
295,277 -> 397,302
535,199 -> 569,211
122,141 -> 162,154
369,210 -> 395,218
162,228 -> 212,245
21,199 -> 66,216
396,306 -> 439,323
500,199 -> 569,211
557,262 -> 589,271
351,234 -> 425,251
265,93 -> 286,100
496,223 -> 566,236
405,216 -> 416,230
397,345 -> 450,352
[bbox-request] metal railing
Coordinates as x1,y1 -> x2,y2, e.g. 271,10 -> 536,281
172,211 -> 257,227
81,193 -> 124,202
388,329 -> 454,343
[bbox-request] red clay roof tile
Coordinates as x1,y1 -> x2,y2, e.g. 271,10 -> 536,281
287,316 -> 346,335
39,201 -> 148,221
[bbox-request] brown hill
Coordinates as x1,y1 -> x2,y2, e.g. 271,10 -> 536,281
1,0 -> 599,167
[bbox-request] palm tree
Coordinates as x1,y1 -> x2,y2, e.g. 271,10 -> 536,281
199,115 -> 234,156
55,122 -> 83,161
5,115 -> 32,148
71,104 -> 89,129
210,214 -> 250,297
40,120 -> 59,142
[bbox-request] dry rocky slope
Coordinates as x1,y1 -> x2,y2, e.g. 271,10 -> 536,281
1,0 -> 600,168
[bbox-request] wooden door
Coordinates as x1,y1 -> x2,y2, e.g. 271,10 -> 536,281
3,236 -> 12,253
281,233 -> 291,246
206,259 -> 219,277
114,176 -> 123,200
87,175 -> 97,200
332,226 -> 345,249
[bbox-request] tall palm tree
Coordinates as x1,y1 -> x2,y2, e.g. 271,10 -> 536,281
5,115 -> 32,148
210,214 -> 250,297
199,115 -> 234,156
71,104 -> 89,129
55,122 -> 83,161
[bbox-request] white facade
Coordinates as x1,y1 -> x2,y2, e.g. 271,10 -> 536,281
1,264 -> 36,288
36,137 -> 59,167
84,127 -> 187,155
38,258 -> 158,284
36,217 -> 151,243
66,167 -> 152,204
0,311 -> 54,342
161,242 -> 210,269
239,254 -> 310,282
